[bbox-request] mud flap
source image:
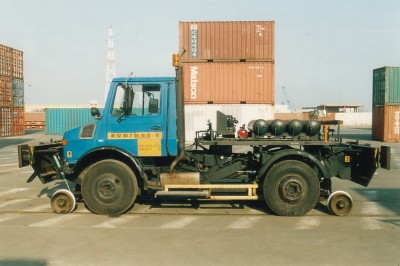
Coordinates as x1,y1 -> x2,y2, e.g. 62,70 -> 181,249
380,146 -> 391,170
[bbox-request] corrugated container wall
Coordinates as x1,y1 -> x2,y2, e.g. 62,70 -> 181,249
24,112 -> 46,130
0,45 -> 12,76
372,105 -> 400,142
12,79 -> 24,107
0,107 -> 12,137
46,108 -> 103,135
373,67 -> 400,106
11,107 -> 24,136
179,21 -> 274,61
0,75 -> 12,107
1,44 -> 24,138
1,44 -> 23,79
183,62 -> 274,104
12,49 -> 23,79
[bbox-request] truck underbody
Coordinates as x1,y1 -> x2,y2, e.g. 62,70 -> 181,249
17,126 -> 390,216
16,63 -> 391,217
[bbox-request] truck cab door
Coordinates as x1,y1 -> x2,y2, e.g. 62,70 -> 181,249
106,82 -> 165,157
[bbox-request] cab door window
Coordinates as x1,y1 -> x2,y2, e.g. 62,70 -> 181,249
112,84 -> 161,116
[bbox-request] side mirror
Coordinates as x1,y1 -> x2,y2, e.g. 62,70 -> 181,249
148,98 -> 159,114
90,107 -> 101,118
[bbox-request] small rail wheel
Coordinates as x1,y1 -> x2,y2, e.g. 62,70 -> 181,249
51,189 -> 76,214
327,191 -> 353,216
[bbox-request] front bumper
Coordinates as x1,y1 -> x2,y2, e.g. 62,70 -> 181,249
18,143 -> 64,183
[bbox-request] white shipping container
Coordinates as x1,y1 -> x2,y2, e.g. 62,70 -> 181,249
184,104 -> 274,141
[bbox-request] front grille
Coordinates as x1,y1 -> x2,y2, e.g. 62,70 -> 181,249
80,124 -> 95,139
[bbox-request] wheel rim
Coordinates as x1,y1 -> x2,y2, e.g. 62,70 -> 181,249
82,159 -> 138,215
278,176 -> 305,203
95,174 -> 123,203
263,160 -> 320,216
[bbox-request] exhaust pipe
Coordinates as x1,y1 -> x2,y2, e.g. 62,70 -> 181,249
169,49 -> 186,173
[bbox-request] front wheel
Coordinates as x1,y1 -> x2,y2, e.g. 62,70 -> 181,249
263,160 -> 320,216
82,159 -> 138,216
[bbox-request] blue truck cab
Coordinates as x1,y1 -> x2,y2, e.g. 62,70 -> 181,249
63,77 -> 178,165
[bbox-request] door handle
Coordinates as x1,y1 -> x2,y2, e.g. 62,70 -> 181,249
150,126 -> 162,130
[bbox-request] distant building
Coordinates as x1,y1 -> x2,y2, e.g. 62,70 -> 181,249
302,104 -> 364,113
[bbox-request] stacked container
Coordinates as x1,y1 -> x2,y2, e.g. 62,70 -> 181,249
45,108 -> 104,135
179,21 -> 275,139
372,66 -> 400,142
0,44 -> 24,138
24,112 -> 46,130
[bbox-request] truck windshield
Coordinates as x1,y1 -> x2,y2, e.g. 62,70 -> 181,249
112,84 -> 161,116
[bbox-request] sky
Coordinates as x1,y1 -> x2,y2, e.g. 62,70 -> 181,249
1,0 -> 400,111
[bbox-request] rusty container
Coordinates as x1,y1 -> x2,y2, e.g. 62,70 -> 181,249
179,21 -> 274,61
0,75 -> 13,107
182,62 -> 274,104
12,49 -> 23,79
372,105 -> 400,142
373,67 -> 400,106
0,107 -> 12,138
11,107 -> 24,136
0,44 -> 12,77
24,112 -> 46,130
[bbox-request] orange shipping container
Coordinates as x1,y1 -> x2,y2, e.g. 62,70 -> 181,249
12,49 -> 23,79
372,105 -> 400,142
0,44 -> 12,76
24,111 -> 46,130
0,75 -> 13,107
11,107 -> 24,136
24,112 -> 45,122
183,62 -> 274,104
179,21 -> 274,61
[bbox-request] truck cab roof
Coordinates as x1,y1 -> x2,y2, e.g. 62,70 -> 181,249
112,77 -> 175,83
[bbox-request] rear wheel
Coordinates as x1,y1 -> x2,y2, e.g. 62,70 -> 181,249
263,160 -> 320,216
82,159 -> 138,216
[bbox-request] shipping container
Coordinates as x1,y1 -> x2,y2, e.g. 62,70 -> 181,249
184,104 -> 274,140
274,113 -> 309,120
179,21 -> 274,61
11,107 -> 24,136
24,112 -> 45,130
182,62 -> 274,104
12,79 -> 24,107
12,49 -> 23,79
0,44 -> 12,76
46,108 -> 104,135
372,105 -> 400,142
0,107 -> 12,138
373,66 -> 400,106
0,75 -> 13,107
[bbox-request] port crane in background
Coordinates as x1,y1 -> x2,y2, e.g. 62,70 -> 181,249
282,86 -> 295,111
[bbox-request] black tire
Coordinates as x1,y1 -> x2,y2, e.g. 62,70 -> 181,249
82,159 -> 138,216
263,160 -> 320,216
